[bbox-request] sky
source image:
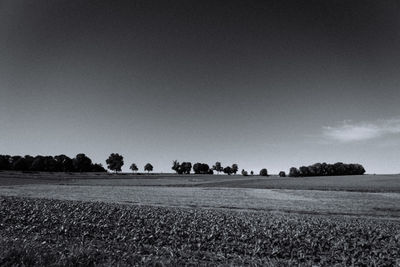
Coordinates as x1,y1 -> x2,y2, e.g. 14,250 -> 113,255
1,0 -> 400,174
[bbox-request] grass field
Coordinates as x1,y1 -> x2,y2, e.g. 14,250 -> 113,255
1,171 -> 400,192
1,171 -> 399,265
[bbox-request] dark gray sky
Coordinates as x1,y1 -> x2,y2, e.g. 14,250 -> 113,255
1,0 -> 400,173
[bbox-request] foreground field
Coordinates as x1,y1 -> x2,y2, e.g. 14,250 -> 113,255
1,196 -> 399,266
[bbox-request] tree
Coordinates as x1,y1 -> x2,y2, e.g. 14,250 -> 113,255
54,155 -> 73,172
172,160 -> 180,173
144,163 -> 153,173
130,163 -> 138,173
30,156 -> 45,171
73,153 -> 92,172
279,171 -> 286,177
193,163 -> 210,174
299,166 -> 310,177
12,157 -> 29,171
231,164 -> 238,174
212,162 -> 223,174
259,168 -> 268,176
106,153 -> 124,173
250,171 -> 254,175
0,155 -> 11,170
181,162 -> 192,174
223,166 -> 232,175
289,167 -> 301,177
241,169 -> 248,176
290,162 -> 366,177
172,161 -> 192,174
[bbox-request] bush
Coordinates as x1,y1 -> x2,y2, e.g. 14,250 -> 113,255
279,171 -> 286,177
259,168 -> 268,176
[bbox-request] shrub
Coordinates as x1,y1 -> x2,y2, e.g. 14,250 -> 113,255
279,171 -> 286,177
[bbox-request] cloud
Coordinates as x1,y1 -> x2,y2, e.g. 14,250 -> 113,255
323,118 -> 400,142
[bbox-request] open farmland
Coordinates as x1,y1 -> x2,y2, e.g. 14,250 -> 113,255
1,196 -> 399,266
1,172 -> 400,265
1,171 -> 400,192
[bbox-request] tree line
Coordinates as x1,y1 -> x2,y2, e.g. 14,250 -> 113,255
0,153 -> 366,177
0,154 -> 106,172
287,162 -> 366,177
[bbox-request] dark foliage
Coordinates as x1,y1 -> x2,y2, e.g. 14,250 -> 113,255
259,168 -> 268,176
279,171 -> 286,177
144,163 -> 153,173
106,153 -> 124,173
231,164 -> 238,174
212,162 -> 223,174
172,160 -> 192,174
0,155 -> 11,170
290,162 -> 366,177
129,163 -> 138,172
289,167 -> 301,177
193,163 -> 210,174
241,169 -> 248,176
0,154 -> 105,173
91,163 -> 107,172
223,166 -> 232,175
54,155 -> 74,172
73,154 -> 92,172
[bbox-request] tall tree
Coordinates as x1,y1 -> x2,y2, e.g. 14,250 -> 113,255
130,163 -> 138,173
72,153 -> 92,172
223,166 -> 232,175
212,162 -> 223,174
106,153 -> 124,173
231,164 -> 238,174
144,163 -> 153,173
172,160 -> 180,173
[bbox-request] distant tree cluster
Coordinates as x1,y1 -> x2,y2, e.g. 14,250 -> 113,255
288,162 -> 366,177
193,163 -> 213,174
0,154 -> 106,172
172,160 -> 192,174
